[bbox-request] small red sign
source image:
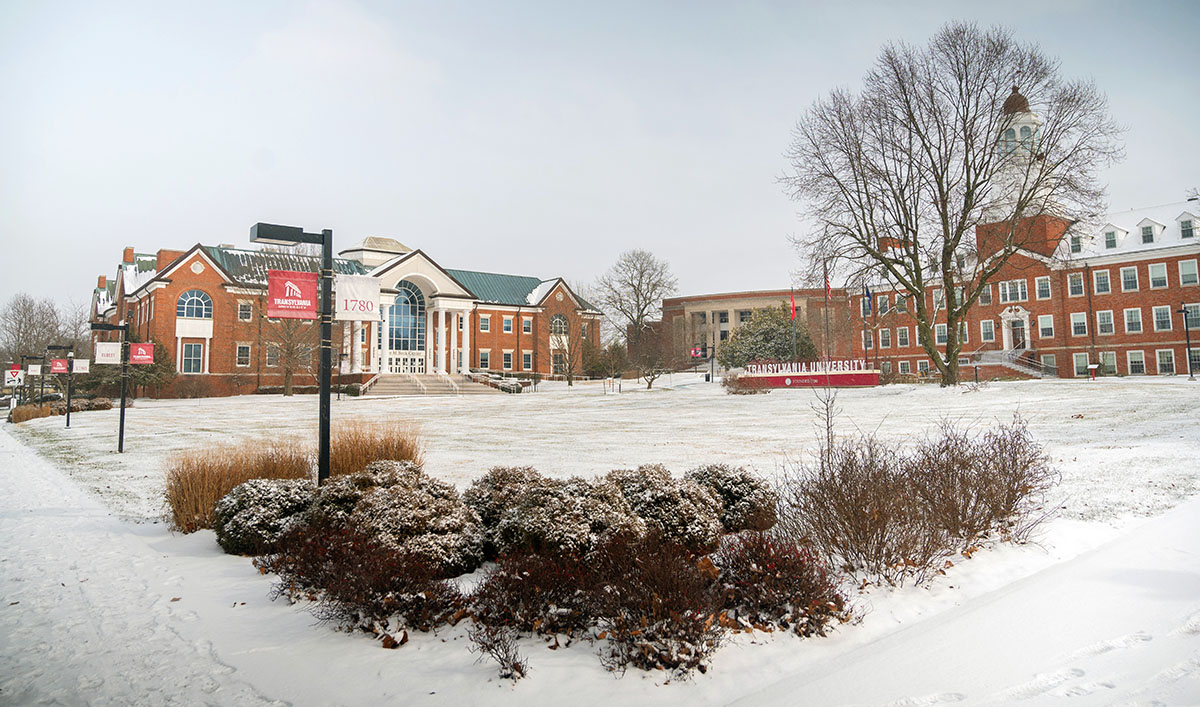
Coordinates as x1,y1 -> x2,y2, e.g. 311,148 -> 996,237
130,343 -> 155,365
9,363 -> 18,371
268,270 -> 319,319
50,359 -> 69,374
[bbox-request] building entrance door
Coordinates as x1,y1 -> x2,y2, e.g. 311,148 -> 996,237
1010,319 -> 1026,349
388,354 -> 426,374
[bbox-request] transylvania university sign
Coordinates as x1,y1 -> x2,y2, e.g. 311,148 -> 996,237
739,359 -> 879,389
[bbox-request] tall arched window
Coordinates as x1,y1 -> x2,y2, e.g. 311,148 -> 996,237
1002,128 -> 1017,154
550,314 -> 568,335
389,280 -> 426,351
176,290 -> 212,319
1019,125 -> 1033,151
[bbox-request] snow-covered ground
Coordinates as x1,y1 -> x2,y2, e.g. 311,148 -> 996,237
2,376 -> 1199,705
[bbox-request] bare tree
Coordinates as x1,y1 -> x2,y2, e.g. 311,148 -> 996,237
1,294 -> 66,363
594,250 -> 678,348
257,302 -> 319,396
782,22 -> 1123,385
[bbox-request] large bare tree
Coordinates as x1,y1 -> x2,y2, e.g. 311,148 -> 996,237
594,250 -> 678,349
783,22 -> 1123,385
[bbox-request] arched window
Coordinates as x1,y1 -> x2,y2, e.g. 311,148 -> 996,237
389,280 -> 425,352
176,290 -> 212,319
1002,128 -> 1017,154
1019,125 -> 1033,151
550,314 -> 568,335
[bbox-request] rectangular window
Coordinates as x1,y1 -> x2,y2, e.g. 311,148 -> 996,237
523,318 -> 532,334
933,289 -> 945,310
479,351 -> 490,369
1038,314 -> 1054,338
1185,303 -> 1200,330
999,280 -> 1028,303
863,331 -> 873,350
1183,220 -> 1194,239
458,315 -> 463,331
1127,350 -> 1145,375
1156,350 -> 1175,375
479,316 -> 490,332
1095,310 -> 1113,335
960,321 -> 968,343
898,361 -> 911,374
977,286 -> 991,306
881,361 -> 891,374
1068,273 -> 1084,296
1092,270 -> 1111,295
182,343 -> 203,373
1105,231 -> 1117,249
1035,277 -> 1051,300
738,310 -> 752,324
1181,260 -> 1199,286
1124,308 -> 1142,334
552,352 -> 565,375
1073,312 -> 1090,336
880,329 -> 891,348
897,327 -> 910,347
235,344 -> 250,367
522,351 -> 532,371
877,295 -> 889,314
503,317 -> 513,333
860,298 -> 871,317
1070,235 -> 1082,253
917,360 -> 930,374
1073,353 -> 1089,376
238,302 -> 252,321
1190,348 -> 1200,376
1149,263 -> 1168,289
1100,351 -> 1117,376
265,344 -> 279,367
1041,354 -> 1056,372
1154,305 -> 1172,331
897,295 -> 909,312
1141,225 -> 1154,244
935,323 -> 947,344
1121,266 -> 1139,292
981,320 -> 995,342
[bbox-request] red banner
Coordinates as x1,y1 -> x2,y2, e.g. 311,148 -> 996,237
50,359 -> 68,374
130,343 -> 155,365
268,270 -> 319,319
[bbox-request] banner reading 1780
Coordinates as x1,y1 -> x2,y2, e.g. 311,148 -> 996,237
267,270 -> 319,319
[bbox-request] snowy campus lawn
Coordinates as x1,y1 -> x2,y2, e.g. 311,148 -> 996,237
2,375 -> 1199,705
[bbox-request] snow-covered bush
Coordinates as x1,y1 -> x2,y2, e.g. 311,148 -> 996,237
213,478 -> 315,555
471,550 -> 597,637
463,466 -> 558,558
686,463 -> 778,532
606,465 -> 724,553
347,462 -> 484,577
492,476 -> 645,557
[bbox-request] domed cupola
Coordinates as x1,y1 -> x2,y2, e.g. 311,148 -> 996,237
999,85 -> 1043,156
1002,85 -> 1030,115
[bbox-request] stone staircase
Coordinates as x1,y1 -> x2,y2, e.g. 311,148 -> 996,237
975,349 -> 1055,378
365,374 -> 502,397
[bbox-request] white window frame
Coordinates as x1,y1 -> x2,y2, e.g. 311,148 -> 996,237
999,280 -> 1028,303
1186,303 -> 1200,331
522,350 -> 532,371
479,350 -> 490,369
897,326 -> 910,347
1141,225 -> 1154,244
1095,310 -> 1113,335
1037,314 -> 1054,338
977,286 -> 991,306
265,344 -> 279,368
1073,353 -> 1089,377
1072,312 -> 1089,337
1124,307 -> 1143,334
877,295 -> 889,314
1092,270 -> 1111,295
182,342 -> 203,374
1120,266 -> 1139,292
1153,305 -> 1173,332
917,359 -> 930,374
1104,230 -> 1117,249
1180,259 -> 1199,287
1035,276 -> 1051,300
502,350 -> 513,371
479,315 -> 490,332
981,320 -> 995,342
1148,263 -> 1169,289
935,323 -> 947,344
1068,272 -> 1084,297
1127,350 -> 1146,375
1099,351 -> 1117,376
238,301 -> 253,321
1156,349 -> 1175,375
879,329 -> 891,348
523,317 -> 532,334
1182,219 -> 1195,239
235,344 -> 251,367
932,289 -> 945,310
1040,353 -> 1056,372
898,360 -> 911,374
503,316 -> 513,334
863,331 -> 873,350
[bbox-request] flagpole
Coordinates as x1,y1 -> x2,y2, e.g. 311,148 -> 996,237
823,261 -> 831,366
790,288 -> 797,361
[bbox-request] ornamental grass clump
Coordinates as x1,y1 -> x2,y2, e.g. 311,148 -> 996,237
8,404 -> 53,424
329,421 -> 423,477
165,438 -> 310,533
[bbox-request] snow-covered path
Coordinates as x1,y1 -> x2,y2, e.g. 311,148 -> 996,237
0,427 -> 283,706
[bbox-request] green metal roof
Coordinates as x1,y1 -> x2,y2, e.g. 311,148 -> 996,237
202,246 -> 368,287
445,268 -> 544,306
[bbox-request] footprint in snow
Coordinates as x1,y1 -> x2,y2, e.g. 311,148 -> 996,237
1066,631 -> 1152,659
1003,667 -> 1086,699
886,692 -> 966,706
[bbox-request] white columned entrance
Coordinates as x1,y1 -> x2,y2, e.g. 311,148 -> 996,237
449,311 -> 459,374
381,304 -> 392,372
999,306 -> 1030,351
350,321 -> 362,373
435,308 -> 446,373
461,311 -> 471,372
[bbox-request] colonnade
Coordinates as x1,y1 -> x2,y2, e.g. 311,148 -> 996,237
373,303 -> 471,375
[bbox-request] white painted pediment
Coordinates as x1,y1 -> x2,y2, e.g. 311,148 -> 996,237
370,250 -> 474,299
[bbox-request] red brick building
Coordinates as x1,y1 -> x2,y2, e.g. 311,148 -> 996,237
91,237 -> 602,395
850,200 -> 1200,379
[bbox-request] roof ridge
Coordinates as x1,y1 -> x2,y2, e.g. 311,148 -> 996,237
445,266 -> 543,281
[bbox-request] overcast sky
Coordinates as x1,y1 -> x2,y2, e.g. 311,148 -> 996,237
2,0 -> 1197,313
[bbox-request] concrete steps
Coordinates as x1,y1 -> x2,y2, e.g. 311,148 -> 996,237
365,374 -> 501,397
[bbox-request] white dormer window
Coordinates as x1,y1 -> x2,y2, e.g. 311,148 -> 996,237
1104,231 -> 1117,249
1070,235 -> 1082,253
1141,226 -> 1154,244
1182,218 -> 1195,239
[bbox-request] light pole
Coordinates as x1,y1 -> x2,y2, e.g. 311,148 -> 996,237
251,222 -> 334,485
47,345 -> 72,425
90,321 -> 130,451
1180,303 -> 1196,381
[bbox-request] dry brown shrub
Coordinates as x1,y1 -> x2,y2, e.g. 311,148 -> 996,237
329,421 -> 423,477
10,404 -> 53,424
165,438 -> 311,533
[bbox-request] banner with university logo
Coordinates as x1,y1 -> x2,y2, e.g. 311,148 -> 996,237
335,274 -> 380,321
267,270 -> 319,319
94,342 -> 122,364
130,343 -> 155,365
26,364 -> 41,376
72,359 -> 90,374
50,359 -> 68,374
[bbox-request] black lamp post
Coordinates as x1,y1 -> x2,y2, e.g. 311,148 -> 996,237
47,345 -> 72,426
251,222 -> 334,485
1180,303 -> 1196,381
90,321 -> 130,451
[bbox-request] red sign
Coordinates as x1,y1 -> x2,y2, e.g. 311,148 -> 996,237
50,359 -> 68,374
130,343 -> 155,365
9,363 -> 18,371
268,270 -> 319,319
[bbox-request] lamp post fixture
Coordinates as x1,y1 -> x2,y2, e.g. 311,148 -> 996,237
47,345 -> 73,427
1180,303 -> 1196,381
251,222 -> 334,485
90,321 -> 131,451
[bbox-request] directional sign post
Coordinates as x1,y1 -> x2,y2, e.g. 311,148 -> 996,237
90,322 -> 131,452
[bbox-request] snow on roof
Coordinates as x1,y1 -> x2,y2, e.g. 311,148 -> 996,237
525,279 -> 557,305
1064,200 -> 1199,259
122,261 -> 158,293
201,246 -> 367,287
